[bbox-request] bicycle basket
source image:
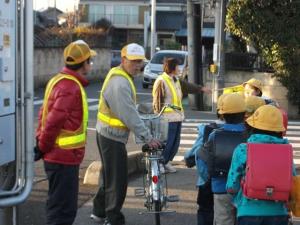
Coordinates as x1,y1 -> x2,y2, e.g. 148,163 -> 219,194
135,103 -> 169,144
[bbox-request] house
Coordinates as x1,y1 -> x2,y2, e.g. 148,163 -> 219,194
78,0 -> 214,53
79,0 -> 148,49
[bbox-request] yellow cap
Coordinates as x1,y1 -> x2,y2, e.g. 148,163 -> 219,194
64,40 -> 97,65
245,96 -> 266,117
217,94 -> 228,110
121,43 -> 146,60
243,78 -> 263,92
246,105 -> 285,132
218,93 -> 246,114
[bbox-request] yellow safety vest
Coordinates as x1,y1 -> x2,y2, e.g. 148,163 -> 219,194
42,73 -> 89,149
97,67 -> 136,129
154,72 -> 183,113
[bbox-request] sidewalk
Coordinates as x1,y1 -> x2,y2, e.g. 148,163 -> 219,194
77,109 -> 215,225
75,164 -> 199,225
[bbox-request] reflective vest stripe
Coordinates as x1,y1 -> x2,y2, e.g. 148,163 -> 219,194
42,74 -> 88,149
160,73 -> 183,113
97,67 -> 136,128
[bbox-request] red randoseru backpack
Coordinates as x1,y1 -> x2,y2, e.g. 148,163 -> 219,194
242,143 -> 293,201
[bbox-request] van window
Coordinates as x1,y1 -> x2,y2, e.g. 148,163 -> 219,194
151,53 -> 185,65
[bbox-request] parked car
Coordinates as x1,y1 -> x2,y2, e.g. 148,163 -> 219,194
142,50 -> 188,89
110,50 -> 121,68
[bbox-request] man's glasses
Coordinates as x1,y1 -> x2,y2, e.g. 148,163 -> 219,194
87,58 -> 93,65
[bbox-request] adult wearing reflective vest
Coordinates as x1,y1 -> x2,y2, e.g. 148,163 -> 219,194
91,43 -> 160,225
152,58 -> 184,174
36,40 -> 96,225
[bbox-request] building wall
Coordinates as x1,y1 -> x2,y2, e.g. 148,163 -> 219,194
203,69 -> 299,118
34,48 -> 111,89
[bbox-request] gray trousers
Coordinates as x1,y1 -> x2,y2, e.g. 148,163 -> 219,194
214,193 -> 236,225
93,133 -> 128,225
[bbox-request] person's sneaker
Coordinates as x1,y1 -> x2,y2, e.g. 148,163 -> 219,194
102,218 -> 125,225
159,163 -> 165,174
103,220 -> 112,225
90,214 -> 105,223
164,163 -> 177,173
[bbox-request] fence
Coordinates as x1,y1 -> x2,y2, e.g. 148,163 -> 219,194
225,52 -> 274,72
34,26 -> 112,48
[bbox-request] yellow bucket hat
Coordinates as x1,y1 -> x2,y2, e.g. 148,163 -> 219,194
245,96 -> 266,117
243,78 -> 263,92
246,105 -> 285,132
218,93 -> 246,114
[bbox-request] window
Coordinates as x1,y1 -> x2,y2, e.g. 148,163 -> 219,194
88,4 -> 105,23
113,5 -> 138,25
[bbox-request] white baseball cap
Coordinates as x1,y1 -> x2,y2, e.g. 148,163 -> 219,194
121,43 -> 146,60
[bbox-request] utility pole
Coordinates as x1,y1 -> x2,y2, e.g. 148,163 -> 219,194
187,0 -> 203,110
150,0 -> 157,58
144,11 -> 150,51
212,0 -> 226,112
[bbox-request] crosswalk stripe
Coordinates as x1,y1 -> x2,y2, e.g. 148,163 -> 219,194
33,100 -> 43,105
287,136 -> 300,141
174,120 -> 300,164
88,105 -> 99,111
34,98 -> 99,109
181,133 -> 198,138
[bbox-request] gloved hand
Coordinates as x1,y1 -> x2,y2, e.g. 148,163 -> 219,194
184,155 -> 196,168
34,140 -> 44,161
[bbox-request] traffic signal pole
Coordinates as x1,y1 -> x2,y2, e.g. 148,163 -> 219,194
212,0 -> 226,111
187,0 -> 203,110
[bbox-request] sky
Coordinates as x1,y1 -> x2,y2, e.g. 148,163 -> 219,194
33,0 -> 80,12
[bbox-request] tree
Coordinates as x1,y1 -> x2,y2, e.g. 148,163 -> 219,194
226,0 -> 300,113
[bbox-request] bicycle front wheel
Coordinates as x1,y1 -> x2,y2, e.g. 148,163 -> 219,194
154,200 -> 161,225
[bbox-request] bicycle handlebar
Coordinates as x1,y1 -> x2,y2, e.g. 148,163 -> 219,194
142,143 -> 165,153
151,104 -> 182,119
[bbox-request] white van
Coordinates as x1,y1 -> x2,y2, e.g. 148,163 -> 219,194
142,50 -> 188,88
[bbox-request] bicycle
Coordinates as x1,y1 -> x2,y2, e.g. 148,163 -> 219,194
134,103 -> 181,225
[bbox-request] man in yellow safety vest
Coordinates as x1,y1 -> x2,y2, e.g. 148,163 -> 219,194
91,43 -> 161,225
36,40 -> 96,225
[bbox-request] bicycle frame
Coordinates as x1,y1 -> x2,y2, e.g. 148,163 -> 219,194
143,149 -> 166,206
135,103 -> 180,225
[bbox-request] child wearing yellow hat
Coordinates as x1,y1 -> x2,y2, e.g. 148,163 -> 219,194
199,93 -> 247,225
226,105 -> 294,225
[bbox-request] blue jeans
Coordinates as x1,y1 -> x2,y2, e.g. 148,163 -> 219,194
162,121 -> 182,164
237,216 -> 289,225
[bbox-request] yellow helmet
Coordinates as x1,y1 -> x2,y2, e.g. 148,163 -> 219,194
243,78 -> 263,92
246,105 -> 285,132
218,93 -> 246,114
245,96 -> 266,117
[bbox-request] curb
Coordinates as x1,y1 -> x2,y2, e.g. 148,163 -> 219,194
83,151 -> 144,185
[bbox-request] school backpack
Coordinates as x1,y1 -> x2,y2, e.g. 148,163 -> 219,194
199,129 -> 246,178
242,143 -> 293,201
184,122 -> 220,168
